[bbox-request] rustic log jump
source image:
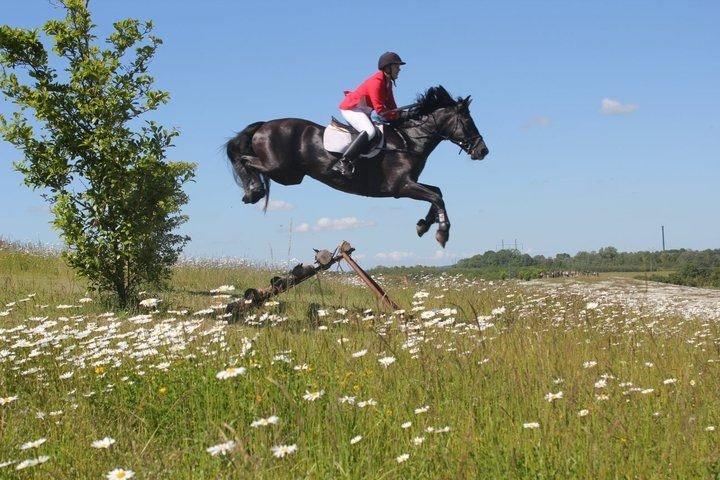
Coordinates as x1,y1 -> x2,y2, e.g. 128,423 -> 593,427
225,241 -> 399,319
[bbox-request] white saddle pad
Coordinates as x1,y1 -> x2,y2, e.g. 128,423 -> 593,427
323,123 -> 384,158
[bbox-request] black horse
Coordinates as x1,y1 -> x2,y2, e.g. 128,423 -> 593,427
226,85 -> 489,247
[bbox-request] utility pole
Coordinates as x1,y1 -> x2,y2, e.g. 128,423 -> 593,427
661,226 -> 665,251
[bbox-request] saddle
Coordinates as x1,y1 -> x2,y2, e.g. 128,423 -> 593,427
323,117 -> 385,158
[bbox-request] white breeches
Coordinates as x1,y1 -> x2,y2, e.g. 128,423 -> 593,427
340,108 -> 377,140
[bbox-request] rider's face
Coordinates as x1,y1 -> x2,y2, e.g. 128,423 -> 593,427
390,64 -> 401,79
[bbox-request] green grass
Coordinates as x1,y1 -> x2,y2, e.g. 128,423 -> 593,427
1,248 -> 719,479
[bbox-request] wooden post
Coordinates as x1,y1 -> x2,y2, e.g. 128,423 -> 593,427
339,241 -> 400,311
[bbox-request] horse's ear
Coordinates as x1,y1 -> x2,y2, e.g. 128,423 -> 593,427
464,95 -> 472,105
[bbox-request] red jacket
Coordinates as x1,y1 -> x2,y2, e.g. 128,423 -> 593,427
339,70 -> 398,120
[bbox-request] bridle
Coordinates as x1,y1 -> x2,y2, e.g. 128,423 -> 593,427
395,107 -> 482,156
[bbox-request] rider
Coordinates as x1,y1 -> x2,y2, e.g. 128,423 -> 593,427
331,52 -> 408,179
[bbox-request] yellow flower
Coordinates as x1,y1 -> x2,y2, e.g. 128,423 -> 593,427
158,387 -> 167,395
95,366 -> 105,375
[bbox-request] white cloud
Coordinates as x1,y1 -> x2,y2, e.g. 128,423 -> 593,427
521,116 -> 551,130
294,217 -> 375,233
431,250 -> 458,261
375,251 -> 414,262
600,98 -> 638,115
258,199 -> 294,211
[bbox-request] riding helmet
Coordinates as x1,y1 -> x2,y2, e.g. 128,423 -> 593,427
378,52 -> 406,70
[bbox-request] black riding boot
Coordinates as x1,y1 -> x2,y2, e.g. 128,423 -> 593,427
331,131 -> 369,180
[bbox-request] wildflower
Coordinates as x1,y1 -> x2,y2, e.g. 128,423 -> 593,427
206,440 -> 236,456
414,405 -> 430,414
78,297 -> 93,303
641,388 -> 655,394
0,460 -> 16,468
523,422 -> 540,429
15,456 -> 50,470
350,435 -> 362,444
0,396 -> 18,406
303,390 -> 324,402
491,306 -> 506,316
594,379 -> 607,389
317,309 -> 328,317
583,361 -> 597,368
271,444 -> 297,458
215,367 -> 246,380
412,436 -> 425,446
545,391 -> 563,402
401,421 -> 412,429
251,415 -> 279,428
378,356 -> 396,367
596,394 -> 610,401
357,398 -> 377,408
106,468 -> 135,479
338,396 -> 356,405
293,364 -> 309,371
92,437 -> 116,449
578,409 -> 589,417
396,453 -> 410,463
210,285 -> 235,293
20,438 -> 46,450
585,302 -> 599,310
413,291 -> 429,299
336,308 -> 348,315
644,362 -> 654,367
705,426 -> 716,431
352,349 -> 368,358
139,298 -> 160,308
662,378 -> 677,385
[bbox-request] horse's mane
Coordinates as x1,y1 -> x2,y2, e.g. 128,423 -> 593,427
412,85 -> 459,116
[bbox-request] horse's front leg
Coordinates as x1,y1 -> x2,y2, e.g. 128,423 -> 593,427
416,184 -> 442,238
399,181 -> 450,247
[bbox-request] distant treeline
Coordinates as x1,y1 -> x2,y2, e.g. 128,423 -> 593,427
371,247 -> 720,287
455,247 -> 720,273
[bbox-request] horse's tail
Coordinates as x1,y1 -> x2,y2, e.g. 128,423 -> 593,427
225,121 -> 271,211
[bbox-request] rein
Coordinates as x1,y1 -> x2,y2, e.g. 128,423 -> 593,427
384,109 -> 481,156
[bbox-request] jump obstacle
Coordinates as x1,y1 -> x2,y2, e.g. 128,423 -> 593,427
225,241 -> 399,319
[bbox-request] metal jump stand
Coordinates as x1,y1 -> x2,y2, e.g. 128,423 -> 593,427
225,241 -> 399,318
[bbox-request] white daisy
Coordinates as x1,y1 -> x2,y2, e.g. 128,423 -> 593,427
215,367 -> 246,380
271,444 -> 297,458
20,438 -> 46,450
92,437 -> 116,449
251,415 -> 279,428
206,440 -> 236,456
350,435 -> 362,444
106,468 -> 135,479
351,349 -> 368,358
378,356 -> 396,367
303,390 -> 324,402
396,453 -> 410,463
15,455 -> 50,470
523,422 -> 540,429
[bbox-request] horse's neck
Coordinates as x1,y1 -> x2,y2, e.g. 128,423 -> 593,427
400,119 -> 443,158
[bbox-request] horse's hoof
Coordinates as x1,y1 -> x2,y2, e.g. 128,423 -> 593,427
416,219 -> 430,237
435,229 -> 449,248
242,186 -> 266,204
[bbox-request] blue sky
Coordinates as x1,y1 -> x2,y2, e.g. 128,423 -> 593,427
2,0 -> 719,266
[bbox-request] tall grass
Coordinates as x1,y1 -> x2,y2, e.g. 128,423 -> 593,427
1,249 -> 718,479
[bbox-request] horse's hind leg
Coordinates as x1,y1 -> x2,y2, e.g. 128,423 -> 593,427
227,137 -> 266,204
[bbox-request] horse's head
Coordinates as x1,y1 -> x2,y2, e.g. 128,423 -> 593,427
436,94 -> 489,160
410,86 -> 489,160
